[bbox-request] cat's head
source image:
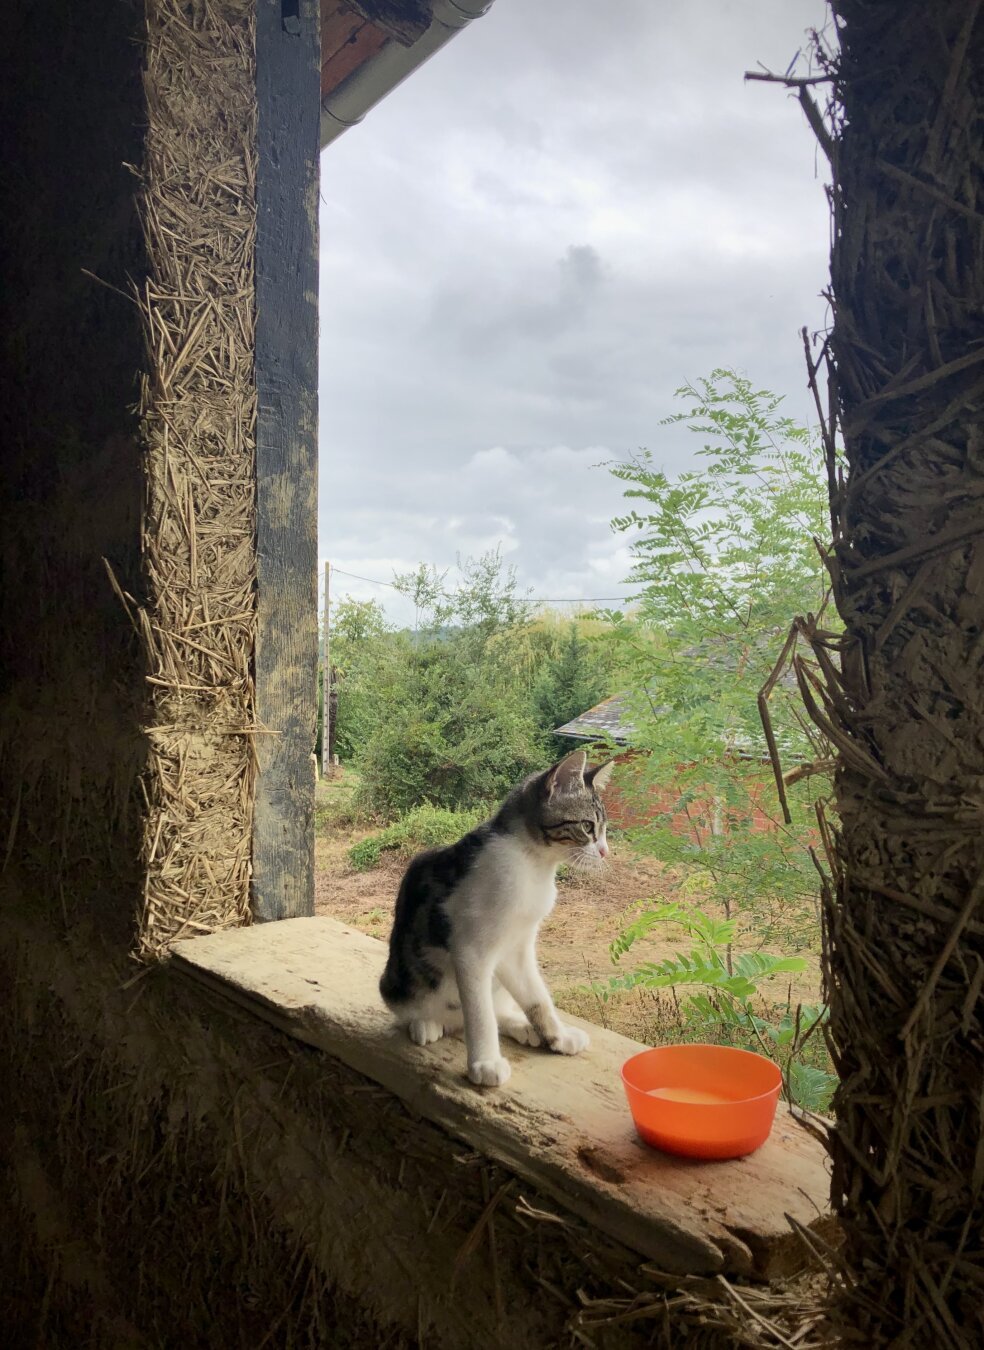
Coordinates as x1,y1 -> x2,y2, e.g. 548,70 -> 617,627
533,749 -> 613,863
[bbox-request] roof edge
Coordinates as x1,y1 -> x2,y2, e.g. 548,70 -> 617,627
321,0 -> 497,148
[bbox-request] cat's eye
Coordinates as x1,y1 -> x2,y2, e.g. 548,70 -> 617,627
582,819 -> 596,837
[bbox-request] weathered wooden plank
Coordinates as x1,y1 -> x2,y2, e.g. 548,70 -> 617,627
320,17 -> 387,90
252,0 -> 321,922
320,2 -> 365,69
172,917 -> 834,1279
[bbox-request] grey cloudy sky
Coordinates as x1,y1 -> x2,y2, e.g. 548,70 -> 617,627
318,0 -> 832,626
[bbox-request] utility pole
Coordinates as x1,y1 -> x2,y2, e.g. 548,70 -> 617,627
321,560 -> 331,778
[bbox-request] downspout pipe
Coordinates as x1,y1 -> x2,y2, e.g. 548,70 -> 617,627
320,0 -> 497,148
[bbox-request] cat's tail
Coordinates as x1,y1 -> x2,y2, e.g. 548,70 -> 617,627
379,940 -> 414,1008
379,961 -> 401,1008
379,865 -> 416,1009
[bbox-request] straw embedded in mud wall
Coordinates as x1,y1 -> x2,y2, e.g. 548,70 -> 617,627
135,0 -> 259,958
817,3 -> 984,1344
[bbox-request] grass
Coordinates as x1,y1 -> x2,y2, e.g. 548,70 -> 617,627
348,803 -> 486,871
314,768 -> 367,833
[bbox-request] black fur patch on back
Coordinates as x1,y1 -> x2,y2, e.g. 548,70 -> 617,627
379,823 -> 492,1006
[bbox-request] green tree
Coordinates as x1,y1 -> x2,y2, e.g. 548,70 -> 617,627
328,596 -> 398,762
392,545 -> 531,637
606,369 -> 836,949
356,550 -> 546,815
390,563 -> 447,634
533,621 -> 613,749
333,596 -> 388,650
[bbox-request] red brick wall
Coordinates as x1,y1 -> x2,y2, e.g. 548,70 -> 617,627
605,753 -> 784,840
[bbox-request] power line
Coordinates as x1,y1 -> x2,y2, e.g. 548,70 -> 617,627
329,566 -> 633,605
331,567 -> 400,589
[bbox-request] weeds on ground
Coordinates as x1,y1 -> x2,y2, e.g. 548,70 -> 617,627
315,770 -> 369,833
586,900 -> 836,1111
348,803 -> 487,871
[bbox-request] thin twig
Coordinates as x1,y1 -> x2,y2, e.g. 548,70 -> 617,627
744,71 -> 834,88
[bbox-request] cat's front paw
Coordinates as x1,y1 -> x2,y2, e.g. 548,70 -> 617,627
408,1019 -> 445,1046
548,1025 -> 590,1056
468,1056 -> 512,1087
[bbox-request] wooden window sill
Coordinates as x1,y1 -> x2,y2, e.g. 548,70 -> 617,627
171,916 -> 832,1280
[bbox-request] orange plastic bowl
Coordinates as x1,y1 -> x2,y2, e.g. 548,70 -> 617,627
621,1044 -> 782,1160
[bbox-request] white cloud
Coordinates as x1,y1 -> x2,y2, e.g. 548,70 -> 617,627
318,0 -> 832,622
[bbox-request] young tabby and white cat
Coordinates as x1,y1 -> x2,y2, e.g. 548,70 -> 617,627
379,750 -> 613,1087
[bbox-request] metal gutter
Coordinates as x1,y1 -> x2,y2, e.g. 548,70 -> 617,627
320,0 -> 497,148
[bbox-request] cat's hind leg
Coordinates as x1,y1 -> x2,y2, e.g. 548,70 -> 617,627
434,973 -> 465,1038
407,980 -> 463,1046
407,1018 -> 445,1046
493,983 -> 541,1048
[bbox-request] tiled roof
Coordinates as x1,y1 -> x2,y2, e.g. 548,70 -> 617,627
554,694 -> 635,744
554,649 -> 803,760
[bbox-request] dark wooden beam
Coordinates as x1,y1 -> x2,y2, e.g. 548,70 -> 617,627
252,0 -> 321,922
345,0 -> 432,48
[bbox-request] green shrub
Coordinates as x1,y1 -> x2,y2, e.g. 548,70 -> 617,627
354,661 -> 545,818
347,804 -> 486,871
347,836 -> 382,870
597,900 -> 837,1111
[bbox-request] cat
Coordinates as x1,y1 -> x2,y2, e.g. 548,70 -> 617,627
379,749 -> 613,1087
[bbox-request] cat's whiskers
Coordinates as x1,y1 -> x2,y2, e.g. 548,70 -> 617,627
564,848 -> 603,874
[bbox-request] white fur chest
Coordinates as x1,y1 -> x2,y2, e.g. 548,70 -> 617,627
451,835 -> 557,953
487,835 -> 557,919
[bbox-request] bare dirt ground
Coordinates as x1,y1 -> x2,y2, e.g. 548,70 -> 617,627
314,788 -> 822,1043
316,833 -> 666,985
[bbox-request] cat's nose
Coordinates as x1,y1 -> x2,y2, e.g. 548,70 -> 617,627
597,839 -> 609,859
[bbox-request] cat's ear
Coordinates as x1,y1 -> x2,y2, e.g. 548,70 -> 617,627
586,759 -> 614,793
545,750 -> 586,797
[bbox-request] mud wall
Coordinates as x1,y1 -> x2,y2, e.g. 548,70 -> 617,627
0,909 -> 735,1350
0,0 -> 149,943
